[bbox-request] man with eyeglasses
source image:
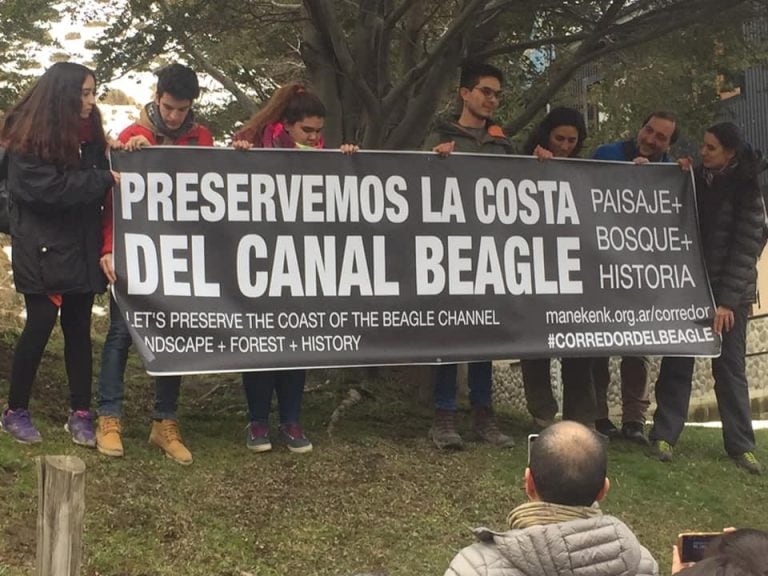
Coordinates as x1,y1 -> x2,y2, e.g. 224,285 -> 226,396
590,111 -> 679,446
422,62 -> 514,450
443,421 -> 658,576
425,62 -> 514,157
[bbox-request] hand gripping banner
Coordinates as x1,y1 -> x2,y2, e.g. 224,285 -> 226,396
109,147 -> 718,375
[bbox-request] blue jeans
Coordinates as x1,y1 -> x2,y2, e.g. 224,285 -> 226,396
98,297 -> 180,420
97,297 -> 132,417
154,376 -> 181,421
242,370 -> 306,425
433,362 -> 492,411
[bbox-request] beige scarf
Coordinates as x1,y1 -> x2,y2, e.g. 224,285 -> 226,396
506,501 -> 601,530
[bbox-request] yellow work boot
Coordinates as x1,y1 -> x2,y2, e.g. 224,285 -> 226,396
149,419 -> 193,465
96,416 -> 124,457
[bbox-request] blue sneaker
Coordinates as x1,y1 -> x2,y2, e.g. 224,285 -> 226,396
1,408 -> 42,444
65,410 -> 96,448
278,423 -> 313,454
246,422 -> 272,452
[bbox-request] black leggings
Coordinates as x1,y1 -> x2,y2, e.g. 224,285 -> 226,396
8,293 -> 95,411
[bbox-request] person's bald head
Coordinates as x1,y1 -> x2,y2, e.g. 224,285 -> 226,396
527,421 -> 608,507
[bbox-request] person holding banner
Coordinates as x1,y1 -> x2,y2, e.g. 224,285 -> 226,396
0,62 -> 118,446
423,62 -> 514,450
520,107 -> 597,431
590,111 -> 680,445
232,81 -> 357,453
649,123 -> 765,474
96,63 -> 213,464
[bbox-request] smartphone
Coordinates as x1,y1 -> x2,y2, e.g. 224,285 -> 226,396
527,433 -> 539,465
678,532 -> 720,563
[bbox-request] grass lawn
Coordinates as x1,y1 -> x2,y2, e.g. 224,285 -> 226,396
0,322 -> 767,575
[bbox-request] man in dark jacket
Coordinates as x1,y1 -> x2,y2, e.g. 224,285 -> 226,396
590,111 -> 679,445
422,62 -> 513,450
444,421 -> 658,576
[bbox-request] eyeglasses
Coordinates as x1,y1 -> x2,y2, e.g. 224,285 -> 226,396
474,86 -> 503,100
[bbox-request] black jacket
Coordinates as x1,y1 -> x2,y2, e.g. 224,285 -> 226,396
696,167 -> 765,309
8,143 -> 114,294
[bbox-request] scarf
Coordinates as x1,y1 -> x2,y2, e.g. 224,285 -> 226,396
506,501 -> 602,530
262,121 -> 324,149
79,116 -> 96,143
143,102 -> 195,142
702,158 -> 738,186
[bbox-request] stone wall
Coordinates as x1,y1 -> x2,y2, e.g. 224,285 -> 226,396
492,316 -> 768,421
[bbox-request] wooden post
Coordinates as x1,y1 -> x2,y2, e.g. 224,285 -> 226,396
36,455 -> 86,576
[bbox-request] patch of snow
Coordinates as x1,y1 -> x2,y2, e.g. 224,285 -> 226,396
99,104 -> 140,137
23,1 -> 237,138
687,420 -> 768,430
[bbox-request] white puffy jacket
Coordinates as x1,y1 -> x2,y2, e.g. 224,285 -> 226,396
444,515 -> 658,576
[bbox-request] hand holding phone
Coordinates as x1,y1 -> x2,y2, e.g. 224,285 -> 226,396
678,532 -> 720,563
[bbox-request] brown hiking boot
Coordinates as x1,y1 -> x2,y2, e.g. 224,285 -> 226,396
96,416 -> 124,457
472,406 -> 514,448
429,409 -> 463,450
149,419 -> 193,465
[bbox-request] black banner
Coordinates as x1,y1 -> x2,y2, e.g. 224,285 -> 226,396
110,147 -> 718,375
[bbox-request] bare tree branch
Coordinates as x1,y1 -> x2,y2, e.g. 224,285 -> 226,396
303,0 -> 382,117
471,31 -> 593,60
182,41 -> 259,115
382,0 -> 486,112
502,0 -> 746,136
156,0 -> 258,115
384,0 -> 420,31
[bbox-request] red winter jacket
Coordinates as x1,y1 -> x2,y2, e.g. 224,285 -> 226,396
101,110 -> 214,255
232,121 -> 324,149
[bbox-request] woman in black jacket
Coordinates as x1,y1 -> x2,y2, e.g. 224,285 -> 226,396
649,122 -> 765,474
0,62 -> 119,446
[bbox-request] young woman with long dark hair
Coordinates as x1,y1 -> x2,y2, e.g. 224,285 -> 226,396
0,62 -> 119,445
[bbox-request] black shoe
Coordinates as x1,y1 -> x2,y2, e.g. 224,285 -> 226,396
621,422 -> 649,446
595,418 -> 621,439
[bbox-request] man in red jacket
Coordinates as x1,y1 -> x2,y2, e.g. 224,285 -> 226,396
97,63 -> 213,464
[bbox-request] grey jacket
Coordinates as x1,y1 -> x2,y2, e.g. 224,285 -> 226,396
444,515 -> 658,576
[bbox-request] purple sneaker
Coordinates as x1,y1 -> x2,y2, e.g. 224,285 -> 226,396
1,409 -> 42,444
65,410 -> 96,448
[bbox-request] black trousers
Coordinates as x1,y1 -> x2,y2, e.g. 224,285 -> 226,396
521,357 -> 596,425
9,293 -> 95,411
649,304 -> 756,455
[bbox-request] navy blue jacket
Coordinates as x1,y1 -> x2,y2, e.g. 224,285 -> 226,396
592,140 -> 672,163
